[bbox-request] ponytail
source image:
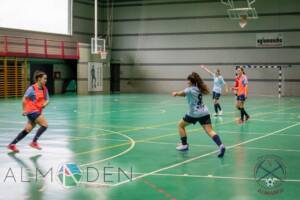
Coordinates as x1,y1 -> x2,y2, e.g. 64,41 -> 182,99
187,72 -> 210,95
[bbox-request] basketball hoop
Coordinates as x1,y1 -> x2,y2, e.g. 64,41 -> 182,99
221,0 -> 258,28
239,15 -> 248,28
98,51 -> 108,60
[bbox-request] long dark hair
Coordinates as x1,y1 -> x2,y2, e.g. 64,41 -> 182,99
33,70 -> 46,82
187,72 -> 209,95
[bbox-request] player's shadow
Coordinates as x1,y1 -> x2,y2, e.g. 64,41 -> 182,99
7,153 -> 45,200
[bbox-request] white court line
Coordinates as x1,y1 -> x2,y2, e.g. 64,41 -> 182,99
136,141 -> 300,153
78,127 -> 136,167
251,118 -> 300,124
136,172 -> 300,183
0,123 -> 136,164
61,137 -> 300,153
1,103 -> 299,169
80,171 -> 300,188
0,120 -> 24,124
219,130 -> 300,137
113,122 -> 300,187
244,146 -> 300,153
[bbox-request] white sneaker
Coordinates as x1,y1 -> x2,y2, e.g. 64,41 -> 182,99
218,110 -> 223,116
176,144 -> 189,151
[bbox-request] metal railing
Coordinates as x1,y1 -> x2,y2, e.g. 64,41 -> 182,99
0,35 -> 79,59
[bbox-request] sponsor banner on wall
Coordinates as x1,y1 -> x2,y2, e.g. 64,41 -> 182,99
256,33 -> 283,47
88,62 -> 103,92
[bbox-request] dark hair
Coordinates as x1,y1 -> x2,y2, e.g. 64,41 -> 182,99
187,72 -> 209,95
236,66 -> 245,74
34,70 -> 46,82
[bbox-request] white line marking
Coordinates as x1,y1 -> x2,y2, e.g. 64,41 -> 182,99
79,171 -> 300,187
251,119 -> 299,124
140,172 -> 300,183
78,128 -> 136,167
113,122 -> 300,187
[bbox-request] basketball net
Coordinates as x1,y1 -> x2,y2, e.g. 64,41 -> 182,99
98,51 -> 108,60
239,15 -> 248,28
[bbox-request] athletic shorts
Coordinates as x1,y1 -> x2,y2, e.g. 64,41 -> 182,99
183,114 -> 211,125
237,94 -> 246,102
27,112 -> 41,122
212,91 -> 221,100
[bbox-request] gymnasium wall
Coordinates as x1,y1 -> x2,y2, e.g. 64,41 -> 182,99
109,0 -> 300,96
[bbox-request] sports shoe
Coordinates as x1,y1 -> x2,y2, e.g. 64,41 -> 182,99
176,144 -> 189,151
29,142 -> 42,150
218,110 -> 223,116
214,113 -> 219,117
245,115 -> 250,121
236,119 -> 244,124
7,144 -> 19,153
218,144 -> 226,158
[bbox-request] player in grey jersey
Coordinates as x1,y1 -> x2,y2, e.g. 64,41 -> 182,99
200,65 -> 228,116
172,72 -> 226,158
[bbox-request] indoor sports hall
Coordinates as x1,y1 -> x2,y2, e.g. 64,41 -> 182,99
0,0 -> 299,200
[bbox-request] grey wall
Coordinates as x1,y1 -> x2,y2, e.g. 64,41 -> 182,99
1,0 -> 299,96
109,0 -> 300,96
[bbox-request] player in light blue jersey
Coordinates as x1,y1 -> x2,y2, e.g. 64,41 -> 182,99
172,72 -> 226,158
200,65 -> 228,116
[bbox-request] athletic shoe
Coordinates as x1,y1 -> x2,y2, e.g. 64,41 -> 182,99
245,115 -> 250,121
214,113 -> 219,117
218,110 -> 223,116
29,142 -> 42,150
236,119 -> 244,124
218,144 -> 226,158
7,144 -> 19,153
176,144 -> 189,151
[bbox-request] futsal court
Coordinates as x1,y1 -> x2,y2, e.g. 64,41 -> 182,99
0,94 -> 300,199
1,0 -> 300,199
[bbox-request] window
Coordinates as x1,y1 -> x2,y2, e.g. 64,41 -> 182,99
0,0 -> 72,35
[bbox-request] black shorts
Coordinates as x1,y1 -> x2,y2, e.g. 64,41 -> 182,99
237,94 -> 246,102
183,114 -> 211,125
27,112 -> 41,122
212,91 -> 221,100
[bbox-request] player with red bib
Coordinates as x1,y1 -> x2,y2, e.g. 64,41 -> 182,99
8,71 -> 49,152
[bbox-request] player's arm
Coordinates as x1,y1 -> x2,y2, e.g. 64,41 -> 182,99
231,79 -> 239,92
42,100 -> 49,108
22,87 -> 33,116
224,82 -> 229,93
200,65 -> 214,76
242,77 -> 248,97
172,90 -> 186,97
42,90 -> 50,108
22,96 -> 27,116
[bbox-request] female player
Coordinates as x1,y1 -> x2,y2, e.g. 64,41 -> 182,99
8,71 -> 49,152
172,72 -> 226,158
200,65 -> 227,116
233,66 -> 250,124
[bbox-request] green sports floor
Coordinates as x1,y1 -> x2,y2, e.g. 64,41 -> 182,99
0,94 -> 300,200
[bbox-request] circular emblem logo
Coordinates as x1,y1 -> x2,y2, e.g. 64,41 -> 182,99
254,155 -> 286,194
